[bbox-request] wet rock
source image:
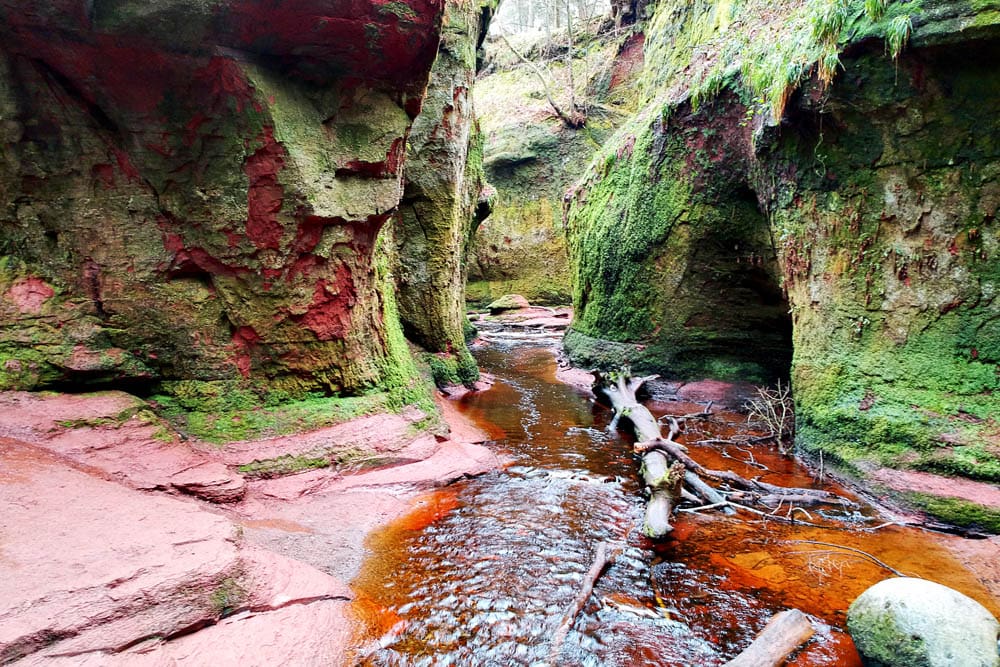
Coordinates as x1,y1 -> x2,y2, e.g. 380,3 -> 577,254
847,577 -> 1000,667
487,294 -> 531,313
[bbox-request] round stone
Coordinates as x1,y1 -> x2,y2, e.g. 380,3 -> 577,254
847,577 -> 1000,667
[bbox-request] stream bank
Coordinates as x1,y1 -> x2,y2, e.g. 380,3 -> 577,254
0,388 -> 499,664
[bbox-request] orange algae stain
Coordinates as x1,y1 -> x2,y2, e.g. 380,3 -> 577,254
393,489 -> 462,532
351,588 -> 404,637
350,488 -> 463,636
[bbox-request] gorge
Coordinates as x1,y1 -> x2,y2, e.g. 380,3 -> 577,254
1,0 -> 999,664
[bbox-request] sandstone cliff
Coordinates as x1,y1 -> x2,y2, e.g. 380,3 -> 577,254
563,0 -> 1000,525
0,0 -> 444,401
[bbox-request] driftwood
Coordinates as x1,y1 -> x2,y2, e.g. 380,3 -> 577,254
549,541 -> 623,660
593,369 -> 854,539
723,609 -> 814,667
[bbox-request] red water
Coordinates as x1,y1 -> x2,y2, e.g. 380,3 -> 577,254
352,342 -> 998,666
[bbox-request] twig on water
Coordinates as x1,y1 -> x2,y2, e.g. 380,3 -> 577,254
549,541 -> 624,660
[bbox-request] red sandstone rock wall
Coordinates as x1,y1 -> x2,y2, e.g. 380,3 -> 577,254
0,0 -> 444,394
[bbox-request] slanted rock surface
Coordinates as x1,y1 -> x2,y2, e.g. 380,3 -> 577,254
0,390 -> 247,502
0,438 -> 244,662
847,577 -> 1000,667
0,384 -> 500,664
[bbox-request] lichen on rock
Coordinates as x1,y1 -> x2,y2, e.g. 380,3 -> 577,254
0,0 -> 445,402
561,0 -> 1000,519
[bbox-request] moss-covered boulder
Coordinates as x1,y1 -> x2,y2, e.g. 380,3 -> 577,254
390,0 -> 499,385
0,0 -> 444,397
847,577 -> 1000,667
563,0 -> 1000,511
485,293 -> 530,313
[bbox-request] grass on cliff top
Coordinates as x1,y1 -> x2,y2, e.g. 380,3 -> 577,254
638,0 -> 919,122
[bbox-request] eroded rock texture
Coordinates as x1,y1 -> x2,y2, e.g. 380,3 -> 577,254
565,0 -> 1000,508
390,0 -> 497,385
0,0 -> 444,395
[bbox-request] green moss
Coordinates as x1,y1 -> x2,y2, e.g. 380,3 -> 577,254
378,1 -> 418,21
649,0 -> 927,123
846,598 -> 931,667
374,234 -> 440,420
210,577 -> 247,619
903,493 -> 1000,533
237,454 -> 330,479
424,350 -> 479,388
150,381 -> 392,444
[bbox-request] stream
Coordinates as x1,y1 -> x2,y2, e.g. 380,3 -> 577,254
351,339 -> 997,666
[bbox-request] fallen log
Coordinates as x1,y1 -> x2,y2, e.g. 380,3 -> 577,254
593,370 -> 688,536
635,438 -> 852,505
723,609 -> 814,667
594,369 -> 854,538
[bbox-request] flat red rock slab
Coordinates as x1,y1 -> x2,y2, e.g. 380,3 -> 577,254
870,468 -> 1000,509
0,438 -> 242,660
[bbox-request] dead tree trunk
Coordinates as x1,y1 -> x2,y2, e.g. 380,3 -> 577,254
592,371 -> 684,537
593,369 -> 853,539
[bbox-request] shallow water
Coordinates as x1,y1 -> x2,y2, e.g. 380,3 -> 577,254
352,341 -> 997,666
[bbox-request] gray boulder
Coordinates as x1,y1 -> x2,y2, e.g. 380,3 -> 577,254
847,577 -> 1000,667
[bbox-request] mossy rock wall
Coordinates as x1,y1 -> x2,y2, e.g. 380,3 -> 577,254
565,0 -> 1000,482
469,24 -> 648,306
0,0 -> 444,396
390,0 -> 498,383
565,96 -> 792,383
774,39 -> 1000,481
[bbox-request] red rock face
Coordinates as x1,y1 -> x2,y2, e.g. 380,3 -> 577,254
6,278 -> 54,315
0,0 -> 445,393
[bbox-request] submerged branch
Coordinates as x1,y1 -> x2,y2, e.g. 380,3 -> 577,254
723,609 -> 815,667
549,541 -> 623,660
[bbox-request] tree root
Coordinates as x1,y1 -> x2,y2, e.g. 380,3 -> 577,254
786,539 -> 907,577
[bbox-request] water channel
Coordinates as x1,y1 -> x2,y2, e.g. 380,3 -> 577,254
352,339 -> 997,666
